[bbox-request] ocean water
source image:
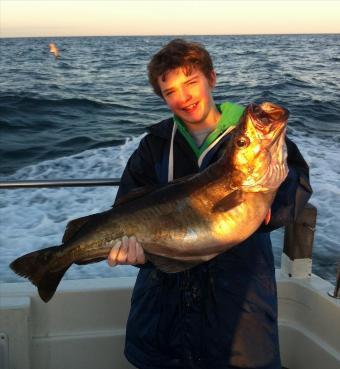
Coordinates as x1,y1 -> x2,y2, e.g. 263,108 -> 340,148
0,34 -> 339,284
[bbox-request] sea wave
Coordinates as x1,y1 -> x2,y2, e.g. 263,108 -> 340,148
0,135 -> 145,283
0,129 -> 339,284
0,34 -> 339,285
0,93 -> 134,111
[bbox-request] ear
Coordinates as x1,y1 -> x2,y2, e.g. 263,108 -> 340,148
209,70 -> 217,88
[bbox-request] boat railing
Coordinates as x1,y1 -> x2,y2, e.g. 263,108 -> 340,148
0,179 -> 339,298
0,178 -> 120,189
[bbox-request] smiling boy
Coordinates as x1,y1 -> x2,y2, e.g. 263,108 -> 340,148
107,39 -> 312,369
159,67 -> 220,131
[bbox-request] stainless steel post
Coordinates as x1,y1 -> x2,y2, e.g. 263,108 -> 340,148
328,263 -> 340,299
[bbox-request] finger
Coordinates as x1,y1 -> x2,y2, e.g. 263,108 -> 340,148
116,236 -> 129,264
126,236 -> 137,264
136,241 -> 146,264
107,240 -> 122,267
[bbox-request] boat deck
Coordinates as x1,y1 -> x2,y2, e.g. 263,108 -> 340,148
1,270 -> 339,369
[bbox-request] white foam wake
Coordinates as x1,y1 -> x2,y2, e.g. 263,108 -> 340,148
0,134 -> 145,282
1,129 -> 339,284
272,126 -> 340,283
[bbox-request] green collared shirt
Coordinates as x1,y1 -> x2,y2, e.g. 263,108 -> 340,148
173,101 -> 245,158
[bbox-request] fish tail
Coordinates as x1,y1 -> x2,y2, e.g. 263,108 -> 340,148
10,246 -> 71,303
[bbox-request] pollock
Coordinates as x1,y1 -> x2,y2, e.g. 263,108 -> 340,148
10,102 -> 289,302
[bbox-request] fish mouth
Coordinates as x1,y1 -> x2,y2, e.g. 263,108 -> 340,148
237,102 -> 289,191
248,102 -> 289,143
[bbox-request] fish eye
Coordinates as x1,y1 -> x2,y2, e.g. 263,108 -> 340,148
235,136 -> 250,149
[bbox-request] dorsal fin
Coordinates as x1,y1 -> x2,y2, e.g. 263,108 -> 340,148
114,185 -> 156,207
114,171 -> 202,208
62,213 -> 102,243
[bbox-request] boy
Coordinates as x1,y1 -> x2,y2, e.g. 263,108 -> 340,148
108,39 -> 312,369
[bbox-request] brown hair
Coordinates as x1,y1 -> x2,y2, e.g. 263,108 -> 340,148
147,39 -> 214,98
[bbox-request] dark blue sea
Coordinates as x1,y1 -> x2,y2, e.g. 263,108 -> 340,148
0,34 -> 339,284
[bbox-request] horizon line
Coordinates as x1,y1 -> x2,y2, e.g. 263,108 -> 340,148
1,32 -> 339,40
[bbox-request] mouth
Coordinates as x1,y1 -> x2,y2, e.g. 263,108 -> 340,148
182,101 -> 199,113
248,102 -> 289,143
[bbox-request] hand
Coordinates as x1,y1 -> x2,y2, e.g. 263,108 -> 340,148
107,235 -> 146,267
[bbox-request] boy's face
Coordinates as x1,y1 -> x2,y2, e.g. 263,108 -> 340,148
158,67 -> 217,131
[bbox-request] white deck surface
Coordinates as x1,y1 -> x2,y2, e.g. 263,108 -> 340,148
1,270 -> 339,369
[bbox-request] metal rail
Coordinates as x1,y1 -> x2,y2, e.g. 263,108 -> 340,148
328,263 -> 340,299
0,179 -> 120,189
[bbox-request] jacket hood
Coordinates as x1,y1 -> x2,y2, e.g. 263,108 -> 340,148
147,118 -> 174,140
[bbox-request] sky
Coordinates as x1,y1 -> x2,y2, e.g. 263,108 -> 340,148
1,0 -> 340,38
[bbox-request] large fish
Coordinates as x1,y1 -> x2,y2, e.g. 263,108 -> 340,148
10,102 -> 289,302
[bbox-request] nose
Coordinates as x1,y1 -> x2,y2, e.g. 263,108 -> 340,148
178,87 -> 192,104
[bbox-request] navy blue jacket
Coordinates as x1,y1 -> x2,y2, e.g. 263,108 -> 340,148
114,117 -> 312,369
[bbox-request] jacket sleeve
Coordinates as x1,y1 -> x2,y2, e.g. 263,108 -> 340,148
112,134 -> 162,268
260,137 -> 313,232
113,135 -> 160,204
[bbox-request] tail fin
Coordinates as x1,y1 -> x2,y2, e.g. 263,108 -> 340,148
10,246 -> 71,303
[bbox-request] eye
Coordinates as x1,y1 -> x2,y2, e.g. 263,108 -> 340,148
234,135 -> 250,149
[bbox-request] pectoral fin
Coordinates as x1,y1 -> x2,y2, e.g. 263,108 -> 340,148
264,208 -> 271,225
212,190 -> 244,213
